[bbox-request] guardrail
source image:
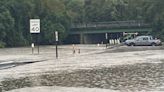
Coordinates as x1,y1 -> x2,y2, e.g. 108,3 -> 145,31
71,21 -> 151,29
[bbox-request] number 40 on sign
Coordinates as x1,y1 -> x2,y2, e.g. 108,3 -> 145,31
30,19 -> 40,33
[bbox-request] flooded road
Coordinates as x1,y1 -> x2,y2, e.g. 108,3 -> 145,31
0,45 -> 164,92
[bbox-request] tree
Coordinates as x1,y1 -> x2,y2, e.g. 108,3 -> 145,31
0,5 -> 15,47
0,0 -> 164,47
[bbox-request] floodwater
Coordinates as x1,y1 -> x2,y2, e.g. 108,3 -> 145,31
0,45 -> 164,92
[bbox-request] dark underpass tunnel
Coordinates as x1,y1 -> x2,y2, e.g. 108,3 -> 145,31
65,32 -> 123,44
64,34 -> 81,44
84,33 -> 106,44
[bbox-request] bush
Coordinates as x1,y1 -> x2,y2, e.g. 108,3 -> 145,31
0,41 -> 6,48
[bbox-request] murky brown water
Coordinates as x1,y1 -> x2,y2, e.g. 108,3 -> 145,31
1,62 -> 164,91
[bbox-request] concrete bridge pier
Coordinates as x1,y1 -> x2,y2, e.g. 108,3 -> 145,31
80,33 -> 84,44
80,34 -> 92,44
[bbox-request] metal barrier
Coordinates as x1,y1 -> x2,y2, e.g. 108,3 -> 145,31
71,20 -> 150,29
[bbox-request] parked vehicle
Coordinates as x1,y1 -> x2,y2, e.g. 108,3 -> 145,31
125,36 -> 162,46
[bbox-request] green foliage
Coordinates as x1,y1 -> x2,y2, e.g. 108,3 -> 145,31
0,41 -> 6,48
0,0 -> 163,47
0,5 -> 15,47
148,0 -> 164,41
0,0 -> 71,47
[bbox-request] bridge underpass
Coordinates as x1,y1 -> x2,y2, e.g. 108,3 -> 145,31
65,28 -> 151,44
65,21 -> 152,44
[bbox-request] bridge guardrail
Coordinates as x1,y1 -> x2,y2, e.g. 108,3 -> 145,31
71,21 -> 151,29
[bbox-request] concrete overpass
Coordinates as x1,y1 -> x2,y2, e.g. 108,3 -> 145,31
65,21 -> 152,44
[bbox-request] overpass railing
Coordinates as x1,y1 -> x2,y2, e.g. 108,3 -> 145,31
71,20 -> 151,29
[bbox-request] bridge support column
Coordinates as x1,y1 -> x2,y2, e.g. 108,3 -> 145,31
80,33 -> 84,44
80,34 -> 91,44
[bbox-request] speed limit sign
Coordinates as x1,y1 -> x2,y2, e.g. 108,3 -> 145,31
30,19 -> 40,33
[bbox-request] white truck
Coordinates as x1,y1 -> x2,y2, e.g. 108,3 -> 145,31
125,36 -> 162,46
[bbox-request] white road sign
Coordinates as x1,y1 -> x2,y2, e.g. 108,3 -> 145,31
55,31 -> 58,41
30,19 -> 40,33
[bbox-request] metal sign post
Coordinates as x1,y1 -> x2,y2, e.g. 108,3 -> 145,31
30,19 -> 40,54
55,31 -> 58,59
37,33 -> 40,54
105,33 -> 108,48
31,43 -> 34,54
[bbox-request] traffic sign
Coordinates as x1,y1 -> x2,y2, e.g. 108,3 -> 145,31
55,31 -> 58,41
30,19 -> 40,33
55,31 -> 59,59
